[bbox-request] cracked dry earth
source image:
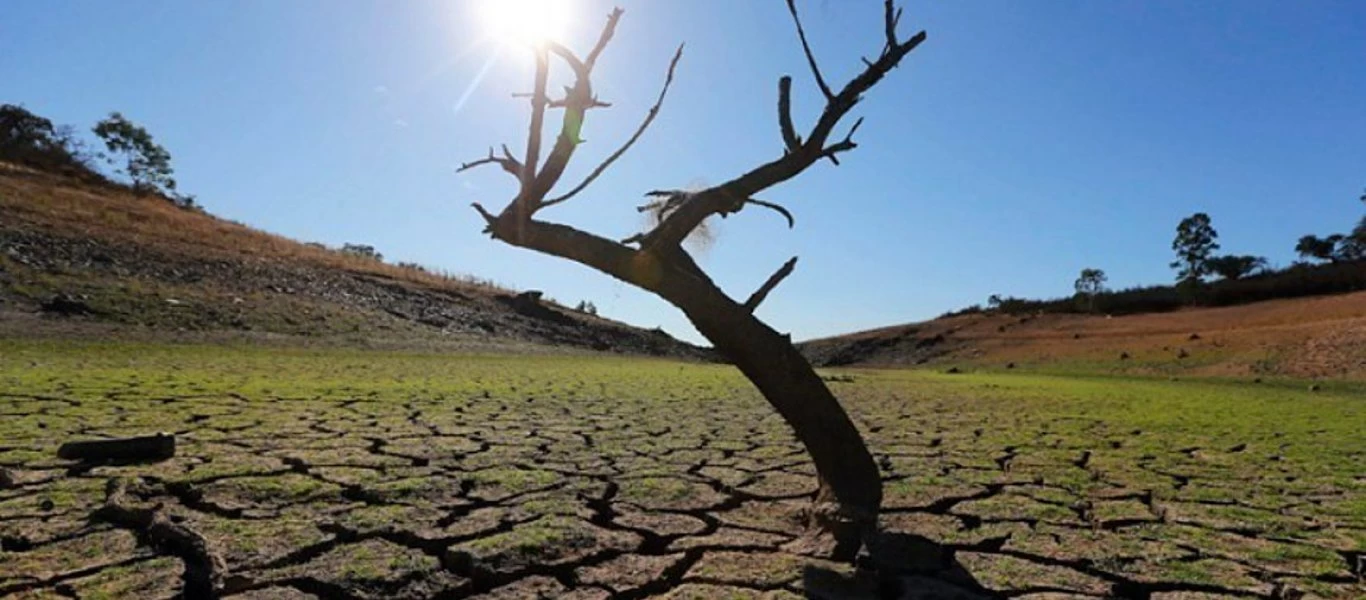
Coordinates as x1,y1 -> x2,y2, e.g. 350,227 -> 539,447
1,345 -> 1363,599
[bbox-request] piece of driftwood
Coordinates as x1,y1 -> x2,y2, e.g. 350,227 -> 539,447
57,433 -> 175,461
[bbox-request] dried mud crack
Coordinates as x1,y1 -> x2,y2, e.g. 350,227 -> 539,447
2,346 -> 1363,598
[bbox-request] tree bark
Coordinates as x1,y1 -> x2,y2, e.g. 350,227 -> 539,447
672,286 -> 882,558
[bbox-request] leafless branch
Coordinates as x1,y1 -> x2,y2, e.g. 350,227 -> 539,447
458,146 -> 523,177
520,10 -> 632,208
585,8 -> 625,71
543,44 -> 685,208
549,93 -> 611,110
785,0 -> 834,100
470,202 -> 498,228
820,117 -> 864,166
636,190 -> 686,217
778,76 -> 801,153
744,256 -> 798,312
746,198 -> 795,228
643,6 -> 925,250
883,0 -> 903,56
521,49 -> 551,189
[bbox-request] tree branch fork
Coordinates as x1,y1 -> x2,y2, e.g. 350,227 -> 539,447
459,1 -> 923,307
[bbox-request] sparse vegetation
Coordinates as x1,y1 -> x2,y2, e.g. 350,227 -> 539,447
0,104 -> 101,180
339,242 -> 383,262
1073,268 -> 1107,313
0,339 -> 1361,597
1170,212 -> 1220,287
92,112 -> 178,199
1207,254 -> 1268,281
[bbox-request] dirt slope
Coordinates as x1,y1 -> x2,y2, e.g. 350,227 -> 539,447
0,165 -> 708,357
800,292 -> 1366,379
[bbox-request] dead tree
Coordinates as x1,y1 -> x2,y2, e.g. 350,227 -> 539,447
460,1 -> 925,559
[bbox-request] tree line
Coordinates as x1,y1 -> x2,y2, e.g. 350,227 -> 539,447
974,192 -> 1366,317
1,103 -> 195,208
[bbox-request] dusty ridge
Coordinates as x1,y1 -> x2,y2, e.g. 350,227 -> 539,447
0,166 -> 706,358
799,292 -> 1366,379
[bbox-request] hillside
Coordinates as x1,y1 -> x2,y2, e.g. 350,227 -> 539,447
800,291 -> 1366,380
0,164 -> 707,358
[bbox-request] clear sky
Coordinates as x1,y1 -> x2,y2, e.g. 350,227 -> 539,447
4,1 -> 1364,344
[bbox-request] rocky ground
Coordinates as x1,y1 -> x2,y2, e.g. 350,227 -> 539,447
0,168 -> 707,358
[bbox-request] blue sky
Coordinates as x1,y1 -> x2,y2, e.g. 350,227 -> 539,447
4,1 -> 1364,344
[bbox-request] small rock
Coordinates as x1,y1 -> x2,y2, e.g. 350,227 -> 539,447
1072,333 -> 1082,339
1119,352 -> 1130,360
1253,377 -> 1262,384
1271,582 -> 1305,600
164,298 -> 183,306
1005,362 -> 1015,369
1188,332 -> 1201,341
1308,384 -> 1320,392
945,367 -> 961,374
40,293 -> 94,316
1176,348 -> 1189,359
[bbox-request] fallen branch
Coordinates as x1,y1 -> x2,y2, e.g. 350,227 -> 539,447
57,433 -> 175,462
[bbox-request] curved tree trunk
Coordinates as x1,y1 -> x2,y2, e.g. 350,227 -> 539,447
671,288 -> 882,558
645,247 -> 882,557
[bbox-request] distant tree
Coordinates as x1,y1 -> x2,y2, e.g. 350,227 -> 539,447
1,104 -> 59,154
1294,189 -> 1366,264
1330,233 -> 1363,262
0,104 -> 90,172
1342,192 -> 1366,260
1295,234 -> 1342,263
986,294 -> 1003,311
92,112 -> 176,196
340,243 -> 383,261
1206,255 -> 1267,281
1170,212 -> 1219,284
574,300 -> 598,315
1073,268 -> 1107,312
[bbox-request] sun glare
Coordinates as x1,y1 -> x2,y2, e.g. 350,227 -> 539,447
480,0 -> 572,47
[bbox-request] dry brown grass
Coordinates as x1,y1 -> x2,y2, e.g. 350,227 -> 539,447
806,286 -> 1366,379
0,165 -> 510,298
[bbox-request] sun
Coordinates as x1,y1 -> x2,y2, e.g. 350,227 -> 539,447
479,0 -> 573,47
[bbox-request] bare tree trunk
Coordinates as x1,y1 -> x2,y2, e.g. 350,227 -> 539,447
673,291 -> 881,558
